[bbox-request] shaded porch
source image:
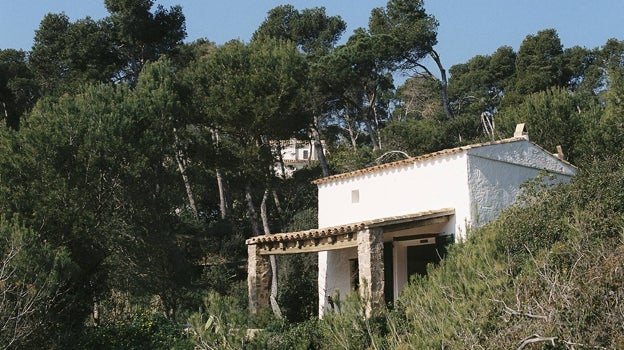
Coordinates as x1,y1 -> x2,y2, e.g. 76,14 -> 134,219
246,208 -> 455,316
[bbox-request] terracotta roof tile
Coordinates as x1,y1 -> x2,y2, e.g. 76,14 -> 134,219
246,208 -> 454,245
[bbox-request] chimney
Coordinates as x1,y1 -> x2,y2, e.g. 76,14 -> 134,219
554,145 -> 565,161
514,123 -> 529,140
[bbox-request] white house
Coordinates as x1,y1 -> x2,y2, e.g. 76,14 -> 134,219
247,124 -> 577,316
274,139 -> 324,178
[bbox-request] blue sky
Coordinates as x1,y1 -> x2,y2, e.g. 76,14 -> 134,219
1,0 -> 622,73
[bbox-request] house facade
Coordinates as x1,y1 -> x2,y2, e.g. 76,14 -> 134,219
247,125 -> 577,316
274,139 -> 323,178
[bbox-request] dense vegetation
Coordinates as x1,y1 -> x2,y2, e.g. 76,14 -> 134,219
1,0 -> 623,348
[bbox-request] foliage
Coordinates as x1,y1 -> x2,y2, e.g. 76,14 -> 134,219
380,113 -> 482,157
76,310 -> 191,350
28,0 -> 185,97
260,319 -> 323,350
0,216 -> 75,349
369,0 -> 438,69
448,46 -> 516,118
598,39 -> 624,155
380,156 -> 624,348
4,0 -> 624,347
188,291 -> 250,350
513,29 -> 568,95
277,254 -> 318,322
0,62 -> 197,332
317,291 -> 387,350
496,87 -> 588,162
0,49 -> 37,129
253,5 -> 346,56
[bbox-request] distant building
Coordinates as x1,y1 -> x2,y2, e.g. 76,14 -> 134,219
248,124 -> 576,316
274,139 -> 323,178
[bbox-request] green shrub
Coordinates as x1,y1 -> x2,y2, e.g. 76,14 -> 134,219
76,311 -> 191,350
0,216 -> 76,349
381,156 -> 624,348
187,291 -> 250,350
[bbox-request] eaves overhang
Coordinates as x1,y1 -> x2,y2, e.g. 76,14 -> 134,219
246,208 -> 455,255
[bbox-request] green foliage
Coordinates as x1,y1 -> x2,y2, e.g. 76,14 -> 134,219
513,29 -> 567,95
497,87 -> 587,162
328,145 -> 375,173
260,319 -> 323,350
267,156 -> 624,349
0,216 -> 76,349
369,0 -> 438,69
188,291 -> 250,350
253,5 -> 346,56
29,13 -> 121,95
277,254 -> 318,322
0,49 -> 37,129
317,292 -> 387,350
448,46 -> 516,118
0,63 -> 199,331
598,39 -> 624,155
76,311 -> 191,350
381,113 -> 482,157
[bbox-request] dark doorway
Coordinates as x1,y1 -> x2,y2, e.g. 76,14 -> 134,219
407,234 -> 454,278
406,244 -> 440,277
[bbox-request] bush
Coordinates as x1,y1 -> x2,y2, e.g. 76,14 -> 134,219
187,291 -> 250,350
76,311 -> 192,350
0,216 -> 76,349
381,156 -> 624,348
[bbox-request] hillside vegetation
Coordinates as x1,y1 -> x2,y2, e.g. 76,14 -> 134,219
1,0 -> 624,348
187,157 -> 624,349
380,158 -> 624,348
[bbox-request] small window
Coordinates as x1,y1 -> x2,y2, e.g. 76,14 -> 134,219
302,150 -> 309,159
351,190 -> 360,203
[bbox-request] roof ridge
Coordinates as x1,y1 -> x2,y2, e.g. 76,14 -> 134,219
312,137 -> 527,185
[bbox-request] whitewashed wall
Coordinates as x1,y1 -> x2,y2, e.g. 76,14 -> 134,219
466,141 -> 577,226
317,152 -> 472,314
316,139 -> 577,315
317,152 -> 471,234
318,248 -> 357,315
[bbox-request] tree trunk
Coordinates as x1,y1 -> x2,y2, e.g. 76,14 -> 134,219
173,128 -> 199,220
92,297 -> 99,327
311,116 -> 330,177
364,116 -> 379,151
260,188 -> 283,319
272,189 -> 283,218
215,167 -> 228,219
1,102 -> 7,126
211,129 -> 228,219
245,184 -> 261,237
276,142 -> 287,179
174,152 -> 198,219
430,50 -> 454,120
344,109 -> 358,150
367,90 -> 383,150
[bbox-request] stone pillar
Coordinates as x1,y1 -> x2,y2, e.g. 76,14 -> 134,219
247,244 -> 270,315
357,227 -> 384,316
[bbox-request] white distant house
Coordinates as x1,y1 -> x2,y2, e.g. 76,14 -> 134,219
274,139 -> 323,178
247,124 -> 577,316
